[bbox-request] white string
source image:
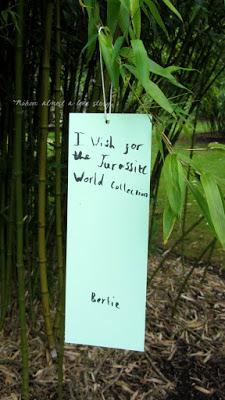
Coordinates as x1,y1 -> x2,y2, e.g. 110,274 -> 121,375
98,26 -> 113,124
109,83 -> 113,115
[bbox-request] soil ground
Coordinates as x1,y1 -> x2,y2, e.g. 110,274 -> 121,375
1,254 -> 225,399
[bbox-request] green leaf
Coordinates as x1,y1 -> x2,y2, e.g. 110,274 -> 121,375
131,39 -> 149,81
177,159 -> 186,206
8,10 -> 20,33
107,0 -> 120,36
113,35 -> 125,58
163,203 -> 177,244
98,28 -> 120,88
1,10 -> 8,24
119,0 -> 130,36
200,173 -> 225,249
82,33 -> 98,55
155,128 -> 164,161
122,62 -> 137,76
120,46 -> 134,62
130,0 -> 141,38
162,154 -> 185,217
85,0 -> 100,60
190,3 -> 201,23
165,65 -> 195,73
148,58 -> 188,90
144,0 -> 168,36
131,39 -> 174,113
161,0 -> 183,21
143,79 -> 174,113
120,0 -> 130,10
121,46 -> 188,91
188,180 -> 215,234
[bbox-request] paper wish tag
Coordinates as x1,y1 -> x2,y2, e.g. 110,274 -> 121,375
65,113 -> 152,351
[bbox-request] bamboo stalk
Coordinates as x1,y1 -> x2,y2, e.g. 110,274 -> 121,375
54,2 -> 65,395
0,175 -> 14,331
5,177 -> 14,313
0,103 -> 8,325
38,0 -> 56,356
54,0 -> 64,333
0,178 -> 5,322
14,0 -> 29,397
3,107 -> 15,329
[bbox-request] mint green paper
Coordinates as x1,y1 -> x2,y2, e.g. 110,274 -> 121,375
65,113 -> 152,351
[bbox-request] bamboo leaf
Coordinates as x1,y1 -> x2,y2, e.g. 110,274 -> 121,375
8,10 -> 21,34
121,46 -> 188,90
143,79 -> 174,113
107,0 -> 120,36
119,0 -> 130,35
155,129 -> 164,161
163,154 -> 185,217
131,39 -> 174,113
161,0 -> 183,21
177,159 -> 186,206
130,0 -> 141,38
200,174 -> 225,249
144,0 -> 168,36
148,58 -> 189,90
99,29 -> 113,78
98,28 -> 120,87
163,203 -> 177,244
120,46 -> 134,62
190,3 -> 201,23
165,65 -> 195,73
188,180 -> 215,234
123,62 -> 137,77
85,0 -> 100,60
131,39 -> 149,81
113,35 -> 125,58
82,33 -> 98,55
120,0 -> 130,10
163,155 -> 180,216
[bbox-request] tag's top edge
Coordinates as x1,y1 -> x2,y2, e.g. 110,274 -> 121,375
69,112 -> 152,120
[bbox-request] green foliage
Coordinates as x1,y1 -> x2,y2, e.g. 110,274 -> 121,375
0,7 -> 20,32
163,203 -> 176,243
200,79 -> 225,135
84,0 -> 100,60
83,0 -> 225,252
84,0 -> 185,113
143,0 -> 168,36
1,0 -> 225,340
130,0 -> 141,38
188,178 -> 215,234
130,39 -> 174,112
161,149 -> 225,250
200,174 -> 225,249
107,0 -> 120,36
155,127 -> 164,160
98,28 -> 121,88
162,153 -> 185,218
161,0 -> 183,21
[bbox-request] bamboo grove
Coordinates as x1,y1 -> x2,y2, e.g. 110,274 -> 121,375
0,0 -> 225,398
